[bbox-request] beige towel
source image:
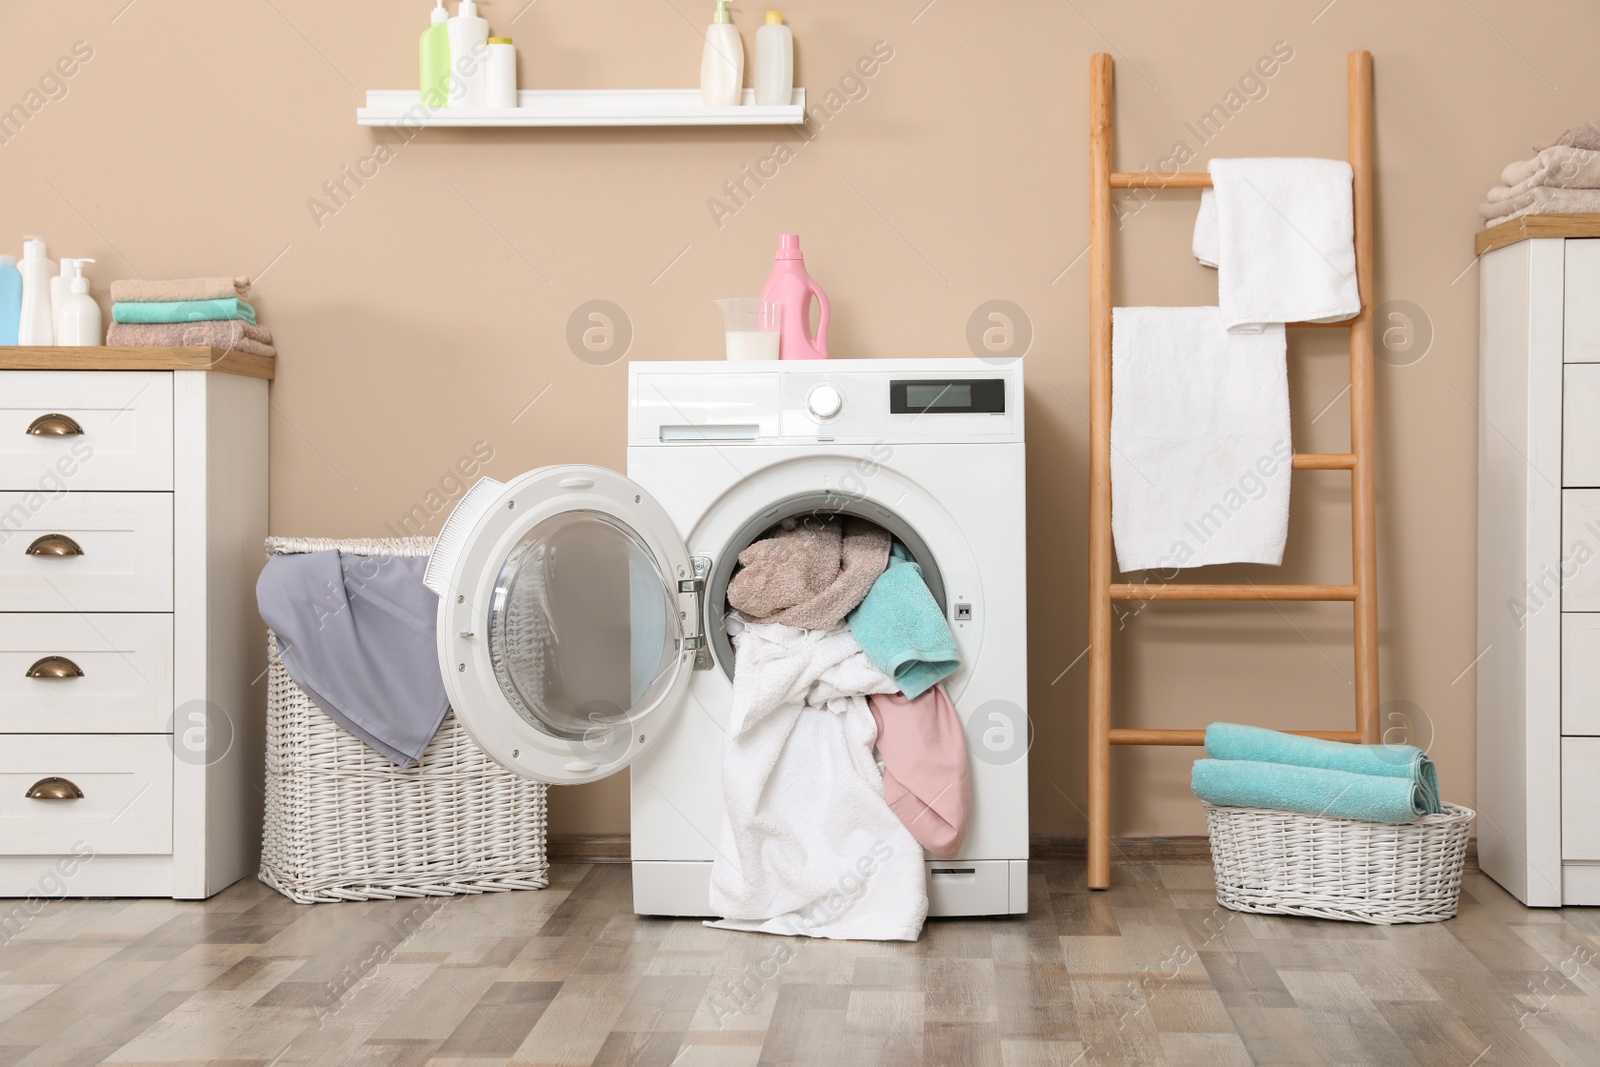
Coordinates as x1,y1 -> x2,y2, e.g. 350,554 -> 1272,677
727,516 -> 890,631
106,320 -> 275,358
1535,123 -> 1600,153
109,276 -> 251,303
1481,186 -> 1600,222
1494,145 -> 1600,201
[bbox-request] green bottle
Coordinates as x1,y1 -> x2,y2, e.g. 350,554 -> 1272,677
420,0 -> 451,109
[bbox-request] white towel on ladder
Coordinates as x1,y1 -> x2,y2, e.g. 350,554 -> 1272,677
1193,158 -> 1360,332
1110,306 -> 1291,572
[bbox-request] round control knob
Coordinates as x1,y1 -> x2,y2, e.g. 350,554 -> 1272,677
807,383 -> 843,421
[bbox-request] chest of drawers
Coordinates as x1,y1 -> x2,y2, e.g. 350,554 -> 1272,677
0,348 -> 269,898
1479,225 -> 1600,907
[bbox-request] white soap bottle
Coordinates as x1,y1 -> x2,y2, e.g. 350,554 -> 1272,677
49,258 -> 78,323
54,258 -> 101,347
700,0 -> 743,106
447,0 -> 491,107
16,236 -> 56,345
754,10 -> 792,106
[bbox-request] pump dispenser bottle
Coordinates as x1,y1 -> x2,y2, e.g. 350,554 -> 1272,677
54,259 -> 101,347
420,0 -> 451,109
448,0 -> 491,107
700,0 -> 743,106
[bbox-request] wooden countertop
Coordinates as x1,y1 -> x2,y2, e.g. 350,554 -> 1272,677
1476,213 -> 1600,256
0,346 -> 274,380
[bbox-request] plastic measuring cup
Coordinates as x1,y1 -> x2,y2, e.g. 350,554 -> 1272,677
715,298 -> 782,361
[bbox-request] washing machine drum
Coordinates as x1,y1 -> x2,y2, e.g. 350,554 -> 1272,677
425,466 -> 702,786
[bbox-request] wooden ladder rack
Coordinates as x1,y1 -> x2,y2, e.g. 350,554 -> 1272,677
1086,51 -> 1379,890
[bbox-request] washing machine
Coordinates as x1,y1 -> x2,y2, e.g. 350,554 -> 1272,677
424,358 -> 1028,918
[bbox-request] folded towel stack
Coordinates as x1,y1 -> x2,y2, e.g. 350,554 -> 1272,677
1482,128 -> 1600,227
1191,722 -> 1442,824
106,276 -> 275,357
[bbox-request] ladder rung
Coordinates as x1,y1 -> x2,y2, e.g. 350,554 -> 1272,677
1110,171 -> 1211,188
1293,452 -> 1356,470
1110,583 -> 1357,602
1110,728 -> 1364,746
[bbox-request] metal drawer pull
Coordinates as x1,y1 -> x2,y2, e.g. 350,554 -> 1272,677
26,656 -> 83,679
25,777 -> 84,800
25,534 -> 83,557
26,413 -> 84,437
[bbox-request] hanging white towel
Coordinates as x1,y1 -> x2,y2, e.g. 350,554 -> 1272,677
1111,307 -> 1291,572
1192,158 -> 1360,332
708,616 -> 928,942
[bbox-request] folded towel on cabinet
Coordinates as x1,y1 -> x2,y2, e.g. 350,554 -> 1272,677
1191,758 -> 1432,823
106,320 -> 276,357
1534,123 -> 1600,153
709,617 -> 927,941
112,297 -> 257,326
727,516 -> 890,631
1494,144 -> 1600,200
255,551 -> 449,767
869,684 -> 969,858
1193,158 -> 1360,331
109,276 -> 251,303
1204,721 -> 1440,813
847,543 -> 959,700
1110,306 -> 1291,571
1481,186 -> 1600,226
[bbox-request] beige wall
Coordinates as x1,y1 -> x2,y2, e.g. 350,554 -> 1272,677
5,0 -> 1593,838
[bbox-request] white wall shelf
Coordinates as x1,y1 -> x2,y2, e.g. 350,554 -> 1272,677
357,88 -> 805,128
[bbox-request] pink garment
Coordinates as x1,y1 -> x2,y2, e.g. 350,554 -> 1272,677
868,684 -> 970,859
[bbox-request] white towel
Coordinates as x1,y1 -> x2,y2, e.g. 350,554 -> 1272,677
1111,307 -> 1292,572
1193,158 -> 1360,332
708,617 -> 928,942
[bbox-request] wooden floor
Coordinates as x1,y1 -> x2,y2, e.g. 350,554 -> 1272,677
0,861 -> 1595,1066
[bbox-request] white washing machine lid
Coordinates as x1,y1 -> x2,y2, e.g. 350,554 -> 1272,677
426,465 -> 702,785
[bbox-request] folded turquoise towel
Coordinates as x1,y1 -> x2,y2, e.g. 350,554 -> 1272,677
1204,722 -> 1440,814
113,298 -> 257,326
847,545 -> 959,700
1192,758 -> 1429,823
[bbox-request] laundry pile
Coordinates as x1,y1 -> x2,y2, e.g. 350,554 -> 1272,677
1481,125 -> 1600,228
709,514 -> 968,941
1191,722 -> 1442,824
1112,158 -> 1358,572
107,275 -> 276,357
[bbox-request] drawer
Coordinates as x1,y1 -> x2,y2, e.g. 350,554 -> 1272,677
0,615 -> 173,733
0,371 -> 173,491
1563,737 -> 1600,860
1566,365 -> 1600,486
0,734 -> 172,855
1562,490 -> 1600,611
0,492 -> 173,612
1566,240 -> 1600,363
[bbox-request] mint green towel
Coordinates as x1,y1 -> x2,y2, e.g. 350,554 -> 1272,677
847,545 -> 959,700
113,298 -> 257,326
1204,722 -> 1440,814
1192,758 -> 1428,823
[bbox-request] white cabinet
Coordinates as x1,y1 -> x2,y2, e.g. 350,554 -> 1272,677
1480,232 -> 1600,905
0,356 -> 269,898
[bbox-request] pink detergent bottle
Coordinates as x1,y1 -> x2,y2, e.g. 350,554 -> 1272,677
760,234 -> 829,359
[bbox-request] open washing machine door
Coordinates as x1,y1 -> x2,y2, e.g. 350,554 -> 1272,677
423,465 -> 705,786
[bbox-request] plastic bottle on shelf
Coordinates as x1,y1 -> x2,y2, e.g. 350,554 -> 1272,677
54,258 -> 101,347
447,0 -> 491,107
754,11 -> 793,106
760,234 -> 829,360
486,37 -> 517,108
420,0 -> 451,110
700,0 -> 743,106
0,255 -> 21,345
49,258 -> 78,323
16,237 -> 56,346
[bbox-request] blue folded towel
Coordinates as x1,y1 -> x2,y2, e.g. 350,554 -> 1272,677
1204,722 -> 1441,814
847,544 -> 959,700
1192,758 -> 1428,823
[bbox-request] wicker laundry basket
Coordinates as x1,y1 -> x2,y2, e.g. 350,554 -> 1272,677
259,537 -> 549,903
1203,801 -> 1474,925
